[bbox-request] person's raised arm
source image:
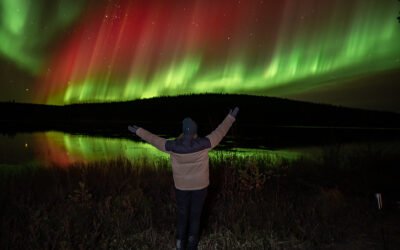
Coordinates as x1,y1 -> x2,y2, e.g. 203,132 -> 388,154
206,107 -> 239,149
128,125 -> 168,152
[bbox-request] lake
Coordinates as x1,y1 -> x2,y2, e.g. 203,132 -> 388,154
2,130 -> 399,170
0,132 -> 305,169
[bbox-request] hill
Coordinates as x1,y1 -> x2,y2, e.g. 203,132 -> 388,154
1,94 -> 400,147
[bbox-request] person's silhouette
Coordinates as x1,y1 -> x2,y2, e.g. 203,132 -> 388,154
128,107 -> 239,250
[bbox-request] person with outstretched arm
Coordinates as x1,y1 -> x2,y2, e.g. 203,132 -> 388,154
128,107 -> 239,250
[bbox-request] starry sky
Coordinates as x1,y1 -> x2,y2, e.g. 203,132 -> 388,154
0,0 -> 399,112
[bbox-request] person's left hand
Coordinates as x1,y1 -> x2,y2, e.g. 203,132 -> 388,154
229,107 -> 239,118
128,125 -> 139,134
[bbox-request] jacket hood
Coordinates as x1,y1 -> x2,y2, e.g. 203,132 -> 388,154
182,117 -> 197,135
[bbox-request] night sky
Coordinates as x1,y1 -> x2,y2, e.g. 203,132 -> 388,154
1,0 -> 399,112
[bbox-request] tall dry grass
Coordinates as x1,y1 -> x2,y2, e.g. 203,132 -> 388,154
1,144 -> 399,249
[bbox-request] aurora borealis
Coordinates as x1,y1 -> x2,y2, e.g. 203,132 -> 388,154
0,0 -> 399,111
0,0 -> 84,73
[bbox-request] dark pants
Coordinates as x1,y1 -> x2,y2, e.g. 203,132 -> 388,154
175,187 -> 208,250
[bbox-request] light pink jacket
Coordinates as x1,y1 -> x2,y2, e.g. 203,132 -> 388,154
136,114 -> 236,190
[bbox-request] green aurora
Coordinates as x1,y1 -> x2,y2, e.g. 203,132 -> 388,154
0,0 -> 399,109
0,0 -> 84,73
39,0 -> 400,104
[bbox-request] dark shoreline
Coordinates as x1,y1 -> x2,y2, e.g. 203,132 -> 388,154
2,93 -> 400,148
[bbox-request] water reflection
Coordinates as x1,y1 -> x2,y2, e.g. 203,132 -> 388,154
0,132 -> 301,168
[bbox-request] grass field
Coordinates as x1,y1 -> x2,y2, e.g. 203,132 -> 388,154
1,143 -> 399,249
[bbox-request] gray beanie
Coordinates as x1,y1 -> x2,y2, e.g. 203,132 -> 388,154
182,117 -> 197,135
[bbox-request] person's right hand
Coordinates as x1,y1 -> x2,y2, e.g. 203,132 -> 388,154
128,125 -> 139,134
229,107 -> 239,118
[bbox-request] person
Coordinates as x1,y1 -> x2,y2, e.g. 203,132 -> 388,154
128,107 -> 239,250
